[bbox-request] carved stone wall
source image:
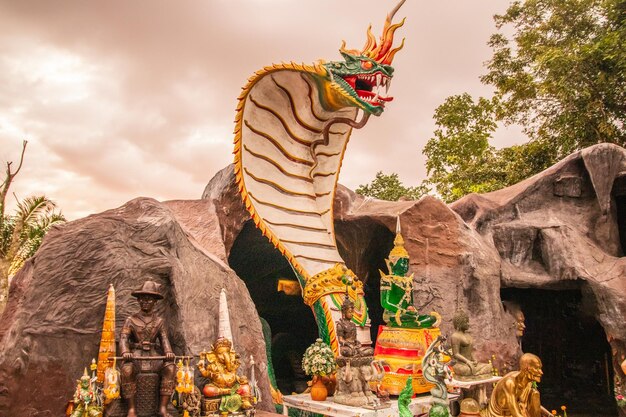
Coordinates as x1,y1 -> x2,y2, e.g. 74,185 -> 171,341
1,144 -> 625,416
0,198 -> 272,416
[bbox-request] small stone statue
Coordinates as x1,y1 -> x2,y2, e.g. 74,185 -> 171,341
336,295 -> 374,357
70,368 -> 103,417
120,280 -> 176,417
450,310 -> 492,381
333,357 -> 383,407
483,353 -> 544,417
197,337 -> 254,413
334,298 -> 382,409
503,301 -> 526,351
422,336 -> 452,417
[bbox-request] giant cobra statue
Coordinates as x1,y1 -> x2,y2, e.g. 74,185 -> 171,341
234,1 -> 406,353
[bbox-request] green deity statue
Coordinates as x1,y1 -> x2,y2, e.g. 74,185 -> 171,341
379,219 -> 438,329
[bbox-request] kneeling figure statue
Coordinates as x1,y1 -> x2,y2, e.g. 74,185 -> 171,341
481,353 -> 544,417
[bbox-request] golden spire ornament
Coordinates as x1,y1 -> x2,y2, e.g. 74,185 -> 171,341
96,284 -> 116,383
390,216 -> 409,259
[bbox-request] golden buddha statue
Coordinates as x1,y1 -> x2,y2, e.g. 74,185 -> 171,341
197,337 -> 253,412
481,353 -> 543,417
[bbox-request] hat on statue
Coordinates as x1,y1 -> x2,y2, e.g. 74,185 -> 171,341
131,280 -> 164,299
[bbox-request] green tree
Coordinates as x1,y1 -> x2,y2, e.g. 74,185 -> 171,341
483,0 -> 626,154
0,141 -> 66,313
355,171 -> 429,201
423,94 -> 558,202
423,94 -> 502,202
423,0 -> 624,202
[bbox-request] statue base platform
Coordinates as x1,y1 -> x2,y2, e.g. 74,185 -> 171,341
200,399 -> 256,417
105,373 -> 180,417
333,355 -> 377,407
282,392 -> 459,417
373,325 -> 442,395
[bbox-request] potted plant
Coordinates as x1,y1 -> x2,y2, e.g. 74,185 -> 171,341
302,338 -> 336,401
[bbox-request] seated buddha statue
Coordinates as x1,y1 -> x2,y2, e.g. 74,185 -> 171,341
450,310 -> 493,381
197,337 -> 253,411
379,219 -> 438,329
337,295 -> 374,357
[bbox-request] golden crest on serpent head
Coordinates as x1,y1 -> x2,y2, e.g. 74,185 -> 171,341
303,264 -> 362,306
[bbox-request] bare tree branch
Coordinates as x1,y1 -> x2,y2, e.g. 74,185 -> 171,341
0,140 -> 28,218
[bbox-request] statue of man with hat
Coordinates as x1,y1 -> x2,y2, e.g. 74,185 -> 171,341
120,280 -> 176,417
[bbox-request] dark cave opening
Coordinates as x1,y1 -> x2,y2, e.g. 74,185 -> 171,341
334,219 -> 395,344
228,219 -> 396,393
501,287 -> 617,416
612,174 -> 626,256
228,220 -> 318,394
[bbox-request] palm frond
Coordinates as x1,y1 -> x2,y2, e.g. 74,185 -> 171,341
4,195 -> 65,276
15,195 -> 56,228
28,212 -> 66,239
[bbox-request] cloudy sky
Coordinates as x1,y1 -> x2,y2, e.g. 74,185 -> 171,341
0,0 -> 525,220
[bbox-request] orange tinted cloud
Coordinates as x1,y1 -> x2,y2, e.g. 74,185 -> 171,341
0,0 -> 520,219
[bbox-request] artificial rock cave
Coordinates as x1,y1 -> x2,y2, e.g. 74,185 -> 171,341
0,144 -> 625,416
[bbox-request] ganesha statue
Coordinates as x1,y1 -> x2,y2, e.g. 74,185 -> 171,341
197,337 -> 255,415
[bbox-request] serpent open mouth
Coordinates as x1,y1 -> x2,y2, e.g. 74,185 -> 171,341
341,71 -> 393,107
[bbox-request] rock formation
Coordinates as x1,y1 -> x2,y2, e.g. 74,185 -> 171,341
0,143 -> 624,416
0,197 -> 272,416
205,143 -> 626,402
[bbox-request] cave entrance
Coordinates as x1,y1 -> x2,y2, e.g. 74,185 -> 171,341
334,219 -> 395,343
612,173 -> 626,256
228,218 -> 396,393
228,220 -> 318,394
501,287 -> 617,416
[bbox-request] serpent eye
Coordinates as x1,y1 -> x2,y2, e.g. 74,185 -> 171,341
361,60 -> 373,70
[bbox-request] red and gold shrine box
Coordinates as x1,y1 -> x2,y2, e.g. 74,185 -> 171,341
373,325 -> 441,395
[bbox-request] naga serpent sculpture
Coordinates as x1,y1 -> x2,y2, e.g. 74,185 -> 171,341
234,1 -> 406,353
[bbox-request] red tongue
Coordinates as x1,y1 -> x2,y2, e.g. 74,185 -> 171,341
358,90 -> 376,97
343,75 -> 356,88
341,75 -> 394,103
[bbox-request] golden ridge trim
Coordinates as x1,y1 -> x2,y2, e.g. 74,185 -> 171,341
264,219 -> 328,232
243,145 -> 313,183
315,151 -> 342,157
249,95 -> 312,147
294,254 -> 341,264
244,120 -> 313,166
281,239 -> 337,250
244,168 -> 316,200
248,193 -> 328,217
311,171 -> 337,178
233,61 -> 332,280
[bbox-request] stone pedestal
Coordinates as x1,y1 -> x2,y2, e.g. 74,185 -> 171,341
333,356 -> 379,407
373,325 -> 441,395
105,373 -> 179,417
